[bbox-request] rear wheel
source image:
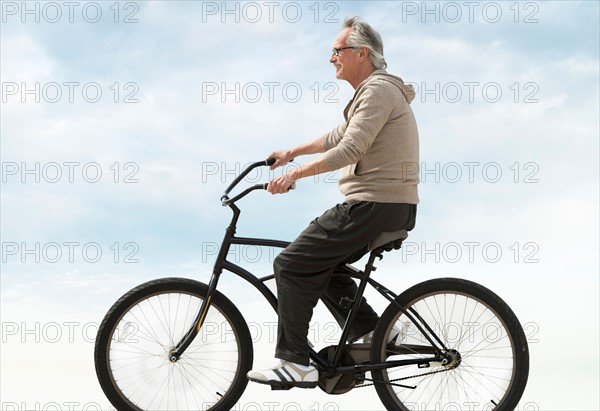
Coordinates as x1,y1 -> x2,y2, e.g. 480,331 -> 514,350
371,278 -> 529,411
94,277 -> 253,410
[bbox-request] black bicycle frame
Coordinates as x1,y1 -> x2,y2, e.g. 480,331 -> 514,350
169,160 -> 448,375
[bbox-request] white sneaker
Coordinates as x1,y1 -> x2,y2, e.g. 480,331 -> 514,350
247,360 -> 318,389
360,323 -> 407,346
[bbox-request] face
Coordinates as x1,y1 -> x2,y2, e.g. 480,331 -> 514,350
330,27 -> 360,82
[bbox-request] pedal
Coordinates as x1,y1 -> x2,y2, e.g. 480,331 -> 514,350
269,381 -> 318,390
270,382 -> 294,391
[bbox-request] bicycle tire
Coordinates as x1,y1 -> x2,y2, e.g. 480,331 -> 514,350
371,278 -> 529,411
94,277 -> 253,411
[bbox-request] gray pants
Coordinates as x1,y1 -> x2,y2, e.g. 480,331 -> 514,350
274,200 -> 417,365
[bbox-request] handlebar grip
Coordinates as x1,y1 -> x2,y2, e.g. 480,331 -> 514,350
265,157 -> 294,167
262,182 -> 296,191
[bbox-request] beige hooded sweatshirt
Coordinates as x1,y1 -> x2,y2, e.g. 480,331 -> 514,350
321,69 -> 419,204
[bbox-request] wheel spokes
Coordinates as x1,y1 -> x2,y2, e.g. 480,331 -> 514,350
107,292 -> 240,410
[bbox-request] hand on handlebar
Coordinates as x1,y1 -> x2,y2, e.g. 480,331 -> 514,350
267,150 -> 294,170
267,173 -> 297,195
221,159 -> 297,205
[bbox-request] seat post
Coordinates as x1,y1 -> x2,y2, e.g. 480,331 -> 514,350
333,251 -> 380,365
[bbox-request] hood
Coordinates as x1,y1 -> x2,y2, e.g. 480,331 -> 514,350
369,69 -> 416,104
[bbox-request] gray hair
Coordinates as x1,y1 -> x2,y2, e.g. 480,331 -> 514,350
343,16 -> 387,69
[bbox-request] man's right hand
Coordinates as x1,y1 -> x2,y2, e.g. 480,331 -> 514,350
267,150 -> 294,170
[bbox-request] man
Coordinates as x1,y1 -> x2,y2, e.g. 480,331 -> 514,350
247,16 -> 419,388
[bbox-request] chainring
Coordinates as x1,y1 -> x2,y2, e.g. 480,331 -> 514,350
317,345 -> 362,394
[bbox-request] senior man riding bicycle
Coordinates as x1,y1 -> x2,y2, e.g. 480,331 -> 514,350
247,16 -> 420,388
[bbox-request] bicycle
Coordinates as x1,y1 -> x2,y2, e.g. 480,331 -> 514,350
94,159 -> 530,411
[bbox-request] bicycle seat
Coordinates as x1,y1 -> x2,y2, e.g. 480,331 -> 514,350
368,229 -> 408,252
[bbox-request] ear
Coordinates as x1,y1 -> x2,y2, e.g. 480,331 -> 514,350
360,47 -> 369,60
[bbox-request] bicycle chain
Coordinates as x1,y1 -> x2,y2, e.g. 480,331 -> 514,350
355,366 -> 450,388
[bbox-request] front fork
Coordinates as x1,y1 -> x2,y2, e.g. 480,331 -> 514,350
169,214 -> 237,362
168,271 -> 221,362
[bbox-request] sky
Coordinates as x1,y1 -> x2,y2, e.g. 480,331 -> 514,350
1,1 -> 599,410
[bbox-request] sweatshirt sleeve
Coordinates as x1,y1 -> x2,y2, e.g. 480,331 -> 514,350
321,83 -> 394,170
322,123 -> 347,151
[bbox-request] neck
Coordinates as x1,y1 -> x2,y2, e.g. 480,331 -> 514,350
349,65 -> 377,89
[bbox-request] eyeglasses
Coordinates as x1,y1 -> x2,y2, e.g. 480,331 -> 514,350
331,46 -> 355,57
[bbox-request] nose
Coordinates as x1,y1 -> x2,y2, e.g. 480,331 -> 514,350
330,54 -> 337,64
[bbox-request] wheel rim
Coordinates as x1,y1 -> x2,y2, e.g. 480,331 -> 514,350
105,291 -> 242,410
382,291 -> 517,410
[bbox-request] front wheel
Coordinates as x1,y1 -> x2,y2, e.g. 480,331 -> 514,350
371,278 -> 529,411
94,277 -> 253,411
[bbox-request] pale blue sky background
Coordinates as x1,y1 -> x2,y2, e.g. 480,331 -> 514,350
1,1 -> 599,409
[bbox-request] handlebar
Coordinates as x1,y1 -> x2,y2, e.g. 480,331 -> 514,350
220,158 -> 294,206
